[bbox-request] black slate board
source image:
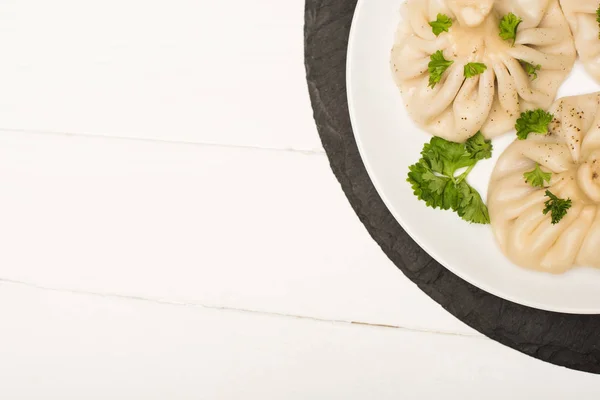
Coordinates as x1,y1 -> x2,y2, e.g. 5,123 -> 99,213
304,0 -> 600,374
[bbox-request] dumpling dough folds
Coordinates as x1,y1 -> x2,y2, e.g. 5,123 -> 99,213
488,93 -> 600,273
392,0 -> 576,142
560,0 -> 600,83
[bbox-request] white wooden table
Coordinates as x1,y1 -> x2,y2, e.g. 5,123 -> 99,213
0,1 -> 599,398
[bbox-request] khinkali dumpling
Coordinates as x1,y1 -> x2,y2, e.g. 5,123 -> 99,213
559,0 -> 600,82
391,0 -> 576,142
488,93 -> 600,273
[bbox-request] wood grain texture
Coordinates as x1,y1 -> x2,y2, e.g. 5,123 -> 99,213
0,129 -> 472,335
1,282 -> 599,399
0,0 -> 321,152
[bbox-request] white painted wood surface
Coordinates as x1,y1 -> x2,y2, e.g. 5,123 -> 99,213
2,282 -> 600,400
0,0 -> 320,152
0,0 -> 598,398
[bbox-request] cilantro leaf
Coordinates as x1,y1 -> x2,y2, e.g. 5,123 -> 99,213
520,60 -> 541,80
597,6 -> 600,39
407,135 -> 492,224
456,181 -> 490,225
515,109 -> 554,140
543,190 -> 572,225
408,160 -> 449,210
499,13 -> 522,45
428,50 -> 454,89
465,131 -> 493,161
524,164 -> 552,188
442,180 -> 460,211
464,62 -> 487,79
429,14 -> 453,36
422,137 -> 475,176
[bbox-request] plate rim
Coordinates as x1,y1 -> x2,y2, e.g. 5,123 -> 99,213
346,0 -> 600,314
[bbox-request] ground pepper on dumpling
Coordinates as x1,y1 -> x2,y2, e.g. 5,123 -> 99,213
391,0 -> 576,142
488,93 -> 600,273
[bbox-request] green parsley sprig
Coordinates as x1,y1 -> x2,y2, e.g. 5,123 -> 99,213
520,60 -> 541,80
429,14 -> 453,36
428,50 -> 454,88
515,109 -> 554,140
543,190 -> 572,225
524,164 -> 552,188
464,62 -> 487,78
407,132 -> 493,224
596,5 -> 600,39
499,13 -> 522,46
465,130 -> 493,161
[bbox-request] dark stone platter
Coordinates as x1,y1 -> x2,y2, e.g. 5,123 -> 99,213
304,0 -> 600,373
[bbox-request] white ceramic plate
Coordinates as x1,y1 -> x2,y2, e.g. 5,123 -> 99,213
347,0 -> 600,313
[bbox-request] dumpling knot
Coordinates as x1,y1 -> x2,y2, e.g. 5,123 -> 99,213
448,0 -> 494,27
392,0 -> 575,142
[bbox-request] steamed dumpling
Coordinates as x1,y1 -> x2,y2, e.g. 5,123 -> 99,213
391,0 -> 576,142
488,93 -> 600,273
559,0 -> 600,82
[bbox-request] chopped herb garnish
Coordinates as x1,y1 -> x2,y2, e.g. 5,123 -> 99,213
464,62 -> 487,78
515,109 -> 554,140
524,164 -> 552,188
520,60 -> 541,80
465,130 -> 493,161
543,190 -> 572,225
596,5 -> 600,39
429,14 -> 453,36
499,13 -> 522,45
428,50 -> 454,88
